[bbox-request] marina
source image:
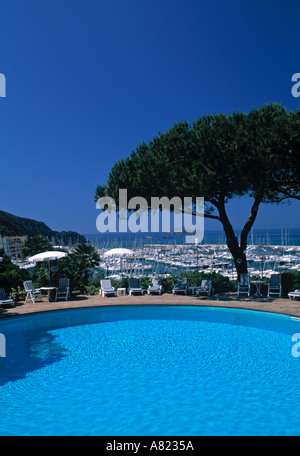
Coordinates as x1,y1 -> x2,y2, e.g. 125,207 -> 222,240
85,229 -> 300,280
14,229 -> 300,281
95,242 -> 300,280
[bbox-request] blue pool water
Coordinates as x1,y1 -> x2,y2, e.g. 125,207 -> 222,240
1,305 -> 300,436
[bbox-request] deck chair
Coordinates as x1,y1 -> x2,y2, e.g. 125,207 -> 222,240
147,278 -> 163,295
288,289 -> 300,300
128,278 -> 143,295
55,278 -> 70,301
24,280 -> 43,303
172,278 -> 188,295
100,279 -> 115,297
237,273 -> 250,297
0,288 -> 15,307
267,274 -> 281,297
195,279 -> 214,297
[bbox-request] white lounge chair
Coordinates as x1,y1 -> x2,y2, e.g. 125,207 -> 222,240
55,278 -> 70,301
24,280 -> 43,303
172,278 -> 188,295
100,279 -> 115,297
0,288 -> 15,307
128,278 -> 143,295
147,278 -> 163,295
288,289 -> 300,300
237,273 -> 250,297
195,279 -> 214,297
267,274 -> 281,297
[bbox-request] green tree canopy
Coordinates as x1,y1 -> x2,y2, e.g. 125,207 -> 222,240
55,244 -> 100,293
22,235 -> 53,259
0,248 -> 30,292
95,103 -> 299,277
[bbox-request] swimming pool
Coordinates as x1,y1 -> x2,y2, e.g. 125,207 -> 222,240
1,305 -> 300,436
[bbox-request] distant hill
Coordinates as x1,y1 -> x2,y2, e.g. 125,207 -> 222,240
0,210 -> 86,245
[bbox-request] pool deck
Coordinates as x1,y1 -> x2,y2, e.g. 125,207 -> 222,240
1,292 -> 300,318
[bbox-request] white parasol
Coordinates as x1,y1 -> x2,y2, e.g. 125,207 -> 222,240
103,248 -> 135,277
103,248 -> 134,257
27,250 -> 68,281
27,251 -> 68,262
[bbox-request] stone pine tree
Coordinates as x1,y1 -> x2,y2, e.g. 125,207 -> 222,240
95,103 -> 300,278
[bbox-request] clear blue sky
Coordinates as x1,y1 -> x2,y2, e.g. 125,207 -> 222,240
0,0 -> 299,235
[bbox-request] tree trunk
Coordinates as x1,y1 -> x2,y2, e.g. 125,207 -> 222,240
230,244 -> 248,279
206,182 -> 266,281
216,200 -> 248,281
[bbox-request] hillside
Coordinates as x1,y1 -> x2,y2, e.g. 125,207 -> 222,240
0,210 -> 86,245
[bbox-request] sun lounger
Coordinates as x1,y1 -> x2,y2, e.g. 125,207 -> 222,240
55,278 -> 70,301
100,279 -> 116,297
288,289 -> 300,300
128,278 -> 143,295
172,278 -> 188,295
147,278 -> 163,295
0,288 -> 15,307
195,279 -> 214,297
267,274 -> 281,297
237,273 -> 250,297
24,280 -> 43,303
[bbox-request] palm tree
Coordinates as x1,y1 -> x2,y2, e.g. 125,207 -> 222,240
56,244 -> 100,293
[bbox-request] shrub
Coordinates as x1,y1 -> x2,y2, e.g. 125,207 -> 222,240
10,286 -> 27,302
201,272 -> 235,293
177,270 -> 235,292
110,277 -> 129,290
109,276 -> 151,291
138,276 -> 151,290
85,284 -> 100,296
281,271 -> 300,296
159,271 -> 235,293
291,271 -> 300,290
0,249 -> 30,293
160,275 -> 177,293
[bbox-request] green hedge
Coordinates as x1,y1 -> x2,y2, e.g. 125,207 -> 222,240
104,271 -> 235,294
87,270 -> 300,296
174,271 -> 235,293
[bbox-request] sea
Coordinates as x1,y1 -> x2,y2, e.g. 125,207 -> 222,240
84,228 -> 300,248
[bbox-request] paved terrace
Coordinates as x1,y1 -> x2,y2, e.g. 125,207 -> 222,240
1,292 -> 300,318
